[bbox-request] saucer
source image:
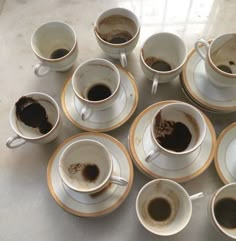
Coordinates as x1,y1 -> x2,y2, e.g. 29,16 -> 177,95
215,123 -> 236,184
61,65 -> 138,132
47,132 -> 133,217
128,101 -> 216,182
181,43 -> 236,112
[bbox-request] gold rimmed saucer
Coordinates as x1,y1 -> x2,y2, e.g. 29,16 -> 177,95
128,101 -> 216,182
47,132 -> 133,217
61,65 -> 138,132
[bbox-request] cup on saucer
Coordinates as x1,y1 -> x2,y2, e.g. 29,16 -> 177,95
145,102 -> 206,162
209,183 -> 236,239
94,8 -> 140,67
140,32 -> 187,94
136,179 -> 204,236
31,21 -> 78,77
6,92 -> 61,149
72,58 -> 121,121
195,33 -> 236,87
58,139 -> 128,194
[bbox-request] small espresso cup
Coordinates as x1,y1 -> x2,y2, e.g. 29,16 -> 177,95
145,102 -> 206,162
6,92 -> 61,149
136,179 -> 204,236
94,8 -> 140,67
72,58 -> 120,121
209,183 -> 236,239
195,33 -> 236,87
31,21 -> 78,77
140,32 -> 187,94
58,139 -> 128,194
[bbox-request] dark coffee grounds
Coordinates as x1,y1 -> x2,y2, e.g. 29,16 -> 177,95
15,96 -> 52,134
50,48 -> 69,59
82,164 -> 100,182
154,111 -> 192,152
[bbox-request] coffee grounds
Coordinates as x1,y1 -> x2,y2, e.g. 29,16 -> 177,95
82,164 -> 100,182
154,112 -> 192,152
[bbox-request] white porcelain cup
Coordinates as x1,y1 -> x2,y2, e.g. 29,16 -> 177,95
58,139 -> 128,194
209,183 -> 236,240
94,8 -> 140,68
195,33 -> 236,87
136,179 -> 204,236
31,21 -> 78,77
145,102 -> 206,162
6,92 -> 61,149
72,58 -> 120,121
140,32 -> 187,94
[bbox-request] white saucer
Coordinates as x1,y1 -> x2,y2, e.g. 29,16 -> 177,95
215,122 -> 236,184
181,43 -> 236,112
128,101 -> 216,182
47,132 -> 133,217
61,66 -> 138,132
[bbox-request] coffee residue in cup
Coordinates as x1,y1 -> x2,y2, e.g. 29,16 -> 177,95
145,57 -> 172,72
87,84 -> 112,101
68,163 -> 82,175
214,198 -> 236,229
50,48 -> 69,59
154,111 -> 192,152
15,96 -> 52,134
82,164 -> 100,182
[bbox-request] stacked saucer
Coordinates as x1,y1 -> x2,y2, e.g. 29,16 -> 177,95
180,43 -> 236,113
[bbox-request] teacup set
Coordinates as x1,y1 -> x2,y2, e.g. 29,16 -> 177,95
5,7 -> 236,239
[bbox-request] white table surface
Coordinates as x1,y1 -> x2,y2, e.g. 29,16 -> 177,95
1,0 -> 236,240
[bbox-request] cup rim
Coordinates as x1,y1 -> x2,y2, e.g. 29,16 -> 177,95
210,182 -> 236,239
9,92 -> 61,141
207,33 -> 236,78
136,178 -> 192,236
72,58 -> 120,104
31,21 -> 77,62
140,32 -> 187,75
58,139 -> 113,193
150,102 -> 206,155
94,7 -> 141,47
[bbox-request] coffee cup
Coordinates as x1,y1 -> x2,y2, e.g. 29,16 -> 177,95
136,179 -> 204,236
6,92 -> 61,149
94,8 -> 140,67
195,33 -> 236,87
31,21 -> 78,77
58,139 -> 128,194
210,183 -> 236,239
72,58 -> 120,121
140,32 -> 187,94
145,102 -> 206,162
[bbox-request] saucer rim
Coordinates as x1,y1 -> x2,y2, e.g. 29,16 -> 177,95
182,41 -> 236,112
129,100 -> 216,182
61,65 -> 138,132
47,132 -> 134,217
214,122 -> 236,184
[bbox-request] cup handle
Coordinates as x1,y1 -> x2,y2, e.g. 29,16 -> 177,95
110,176 -> 128,186
80,106 -> 92,121
194,39 -> 210,60
145,148 -> 161,163
151,75 -> 159,95
190,192 -> 204,201
120,52 -> 127,68
6,135 -> 27,149
34,63 -> 51,77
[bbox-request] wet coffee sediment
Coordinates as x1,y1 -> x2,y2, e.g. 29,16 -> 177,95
87,84 -> 112,101
148,197 -> 172,221
154,111 -> 192,152
214,198 -> 236,229
217,65 -> 232,74
50,48 -> 69,59
15,96 -> 52,134
145,57 -> 172,72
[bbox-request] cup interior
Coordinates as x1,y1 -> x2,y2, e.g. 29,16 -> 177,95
72,59 -> 120,102
10,93 -> 60,139
211,183 -> 236,239
31,21 -> 76,60
136,179 -> 192,236
59,139 -> 112,193
95,8 -> 139,45
151,103 -> 206,154
210,34 -> 236,75
141,33 -> 186,72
